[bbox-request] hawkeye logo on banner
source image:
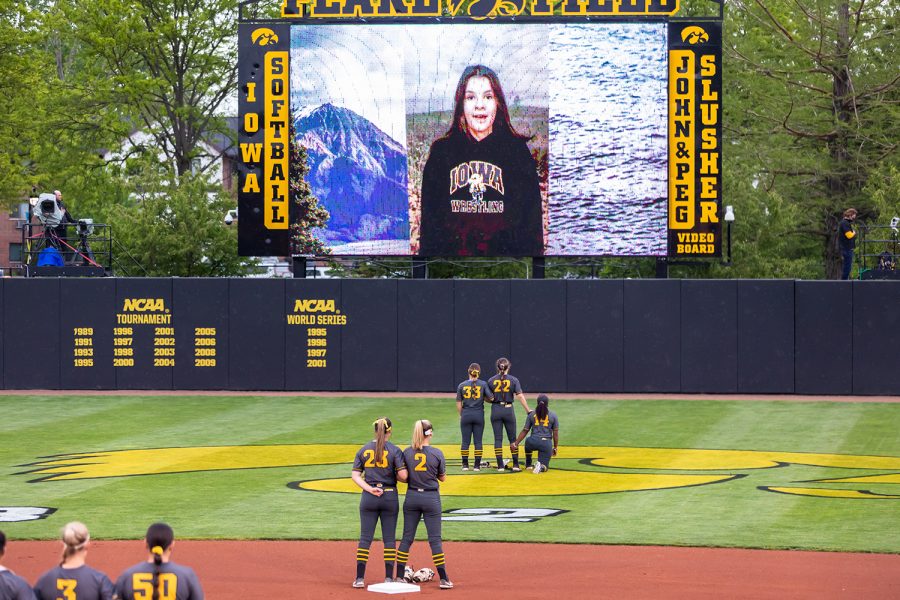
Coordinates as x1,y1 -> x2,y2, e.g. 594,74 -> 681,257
667,22 -> 722,258
238,24 -> 291,257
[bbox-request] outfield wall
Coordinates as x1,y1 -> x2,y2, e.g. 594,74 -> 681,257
2,279 -> 898,395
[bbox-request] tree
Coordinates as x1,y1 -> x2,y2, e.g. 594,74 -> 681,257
289,119 -> 330,256
726,0 -> 899,278
61,0 -> 238,177
110,166 -> 251,276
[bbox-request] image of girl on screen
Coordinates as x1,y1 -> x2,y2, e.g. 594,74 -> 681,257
418,65 -> 543,257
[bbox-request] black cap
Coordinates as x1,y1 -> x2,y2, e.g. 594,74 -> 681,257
537,394 -> 549,405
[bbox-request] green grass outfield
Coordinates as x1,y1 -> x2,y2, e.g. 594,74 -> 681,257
2,395 -> 898,553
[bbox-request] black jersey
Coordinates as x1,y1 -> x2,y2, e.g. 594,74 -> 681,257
34,565 -> 113,600
402,446 -> 446,491
524,410 -> 559,439
419,130 -> 543,256
114,562 -> 203,600
487,374 -> 523,405
352,440 -> 406,486
456,378 -> 493,411
0,569 -> 34,600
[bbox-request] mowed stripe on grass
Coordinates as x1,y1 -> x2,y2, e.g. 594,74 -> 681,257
1,395 -> 898,552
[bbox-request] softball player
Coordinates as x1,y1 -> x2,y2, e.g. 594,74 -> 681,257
456,363 -> 494,471
351,417 -> 408,588
0,530 -> 34,600
33,522 -> 113,600
510,394 -> 559,474
395,420 -> 453,589
113,523 -> 204,600
486,357 -> 531,472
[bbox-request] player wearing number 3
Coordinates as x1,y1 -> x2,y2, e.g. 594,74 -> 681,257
113,523 -> 204,600
351,417 -> 408,588
33,521 -> 113,600
456,363 -> 494,471
395,420 -> 453,590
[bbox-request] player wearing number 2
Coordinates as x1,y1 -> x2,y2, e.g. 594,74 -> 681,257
33,522 -> 113,600
350,417 -> 408,588
456,363 -> 494,471
486,357 -> 531,472
395,420 -> 453,589
113,523 -> 203,600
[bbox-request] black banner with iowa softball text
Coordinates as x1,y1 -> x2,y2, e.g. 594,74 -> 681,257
667,21 -> 722,258
238,23 -> 291,256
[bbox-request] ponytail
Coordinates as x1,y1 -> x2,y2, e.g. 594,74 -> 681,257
60,521 -> 89,565
535,394 -> 549,421
373,417 -> 392,463
145,523 -> 174,600
412,419 -> 433,450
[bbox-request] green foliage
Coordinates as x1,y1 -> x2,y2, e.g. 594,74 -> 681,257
108,168 -> 253,276
289,119 -> 330,256
725,0 -> 899,278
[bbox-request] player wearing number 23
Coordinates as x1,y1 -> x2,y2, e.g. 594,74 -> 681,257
33,521 -> 113,600
456,362 -> 494,471
350,417 -> 408,588
113,523 -> 203,600
395,420 -> 453,589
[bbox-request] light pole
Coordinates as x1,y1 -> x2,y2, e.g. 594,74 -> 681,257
723,205 -> 735,265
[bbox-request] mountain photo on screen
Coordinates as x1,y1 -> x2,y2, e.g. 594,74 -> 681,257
290,27 -> 410,255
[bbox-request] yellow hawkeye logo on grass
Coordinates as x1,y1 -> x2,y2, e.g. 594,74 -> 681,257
17,445 -> 900,499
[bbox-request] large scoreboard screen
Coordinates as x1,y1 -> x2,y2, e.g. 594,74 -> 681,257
238,3 -> 722,259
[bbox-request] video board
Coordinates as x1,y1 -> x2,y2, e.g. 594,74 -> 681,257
238,4 -> 722,258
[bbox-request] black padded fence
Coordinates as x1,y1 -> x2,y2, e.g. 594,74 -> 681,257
2,278 -> 897,395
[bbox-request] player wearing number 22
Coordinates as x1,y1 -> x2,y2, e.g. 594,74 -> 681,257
113,523 -> 204,600
33,521 -> 113,600
350,417 -> 408,588
487,357 -> 531,472
396,420 -> 453,589
457,362 -> 494,471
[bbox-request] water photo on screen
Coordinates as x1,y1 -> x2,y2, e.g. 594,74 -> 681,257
548,23 -> 669,256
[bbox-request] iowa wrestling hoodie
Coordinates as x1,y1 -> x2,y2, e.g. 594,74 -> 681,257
419,130 -> 543,256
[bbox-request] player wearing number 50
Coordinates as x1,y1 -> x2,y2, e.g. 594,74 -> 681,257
33,522 -> 113,600
487,358 -> 531,472
456,362 -> 494,471
350,417 -> 408,589
511,394 -> 559,474
395,420 -> 453,590
113,523 -> 203,600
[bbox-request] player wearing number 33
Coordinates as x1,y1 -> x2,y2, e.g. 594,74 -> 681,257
395,420 -> 453,590
456,363 -> 494,471
113,523 -> 203,600
350,417 -> 408,588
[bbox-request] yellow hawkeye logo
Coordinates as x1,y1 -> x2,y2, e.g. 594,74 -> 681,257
681,26 -> 709,45
18,445 -> 900,500
251,28 -> 279,46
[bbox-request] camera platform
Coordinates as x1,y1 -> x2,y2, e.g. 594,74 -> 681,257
29,266 -> 107,278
